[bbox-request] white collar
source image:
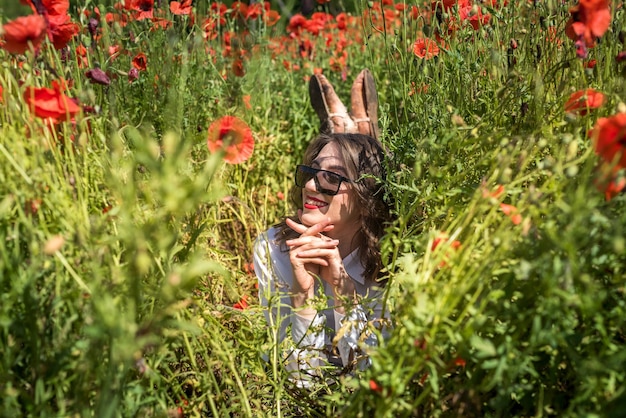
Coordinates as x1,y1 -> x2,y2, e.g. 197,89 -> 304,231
343,249 -> 365,286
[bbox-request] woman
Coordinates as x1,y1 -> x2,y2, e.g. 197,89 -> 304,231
253,131 -> 394,384
254,70 -> 392,383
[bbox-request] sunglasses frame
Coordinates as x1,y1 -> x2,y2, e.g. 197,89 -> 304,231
294,165 -> 354,196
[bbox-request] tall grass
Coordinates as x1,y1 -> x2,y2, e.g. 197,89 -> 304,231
1,0 -> 625,416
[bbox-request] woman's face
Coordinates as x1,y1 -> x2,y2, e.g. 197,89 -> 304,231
299,142 -> 361,242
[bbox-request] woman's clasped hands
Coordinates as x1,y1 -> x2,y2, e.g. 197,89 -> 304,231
286,213 -> 356,314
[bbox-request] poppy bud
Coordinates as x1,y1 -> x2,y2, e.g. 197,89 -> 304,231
575,38 -> 588,59
86,68 -> 111,85
128,67 -> 139,83
88,18 -> 99,37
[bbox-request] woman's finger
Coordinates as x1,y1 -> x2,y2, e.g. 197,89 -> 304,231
286,217 -> 327,236
286,217 -> 334,237
286,217 -> 308,234
286,237 -> 339,248
294,248 -> 340,259
289,255 -> 330,267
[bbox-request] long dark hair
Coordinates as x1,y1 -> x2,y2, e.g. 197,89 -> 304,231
275,133 -> 394,283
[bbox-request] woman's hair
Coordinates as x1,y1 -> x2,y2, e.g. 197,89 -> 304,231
276,132 -> 394,283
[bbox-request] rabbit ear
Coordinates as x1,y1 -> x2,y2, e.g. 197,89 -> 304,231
350,69 -> 380,140
309,73 -> 357,134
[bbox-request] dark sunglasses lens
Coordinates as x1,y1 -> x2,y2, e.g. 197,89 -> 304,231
321,171 -> 342,186
295,166 -> 341,196
295,165 -> 313,187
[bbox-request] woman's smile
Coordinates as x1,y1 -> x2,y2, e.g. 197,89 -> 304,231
303,195 -> 328,210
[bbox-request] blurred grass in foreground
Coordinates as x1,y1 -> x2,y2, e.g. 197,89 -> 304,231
1,0 -> 626,416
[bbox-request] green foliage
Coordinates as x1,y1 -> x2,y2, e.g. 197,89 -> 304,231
1,0 -> 626,416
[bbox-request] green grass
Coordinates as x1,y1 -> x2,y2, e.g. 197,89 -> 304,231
1,0 -> 626,416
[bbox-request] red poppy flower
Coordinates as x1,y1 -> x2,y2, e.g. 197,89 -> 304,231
264,10 -> 280,27
105,10 -> 128,27
595,172 -> 626,201
412,37 -> 439,59
0,14 -> 47,54
108,44 -> 122,60
23,0 -> 70,16
431,233 -> 461,251
242,95 -> 251,110
603,177 -> 626,201
233,295 -> 248,310
431,232 -> 461,267
76,44 -> 87,57
414,338 -> 427,350
453,357 -> 467,368
303,19 -> 325,36
565,0 -> 611,48
432,0 -> 469,12
335,12 -> 348,30
207,116 -> 254,164
47,14 -> 80,50
590,113 -> 626,169
499,203 -> 522,225
210,1 -> 228,16
459,4 -> 491,30
243,262 -> 255,275
72,44 -> 87,67
564,88 -> 605,115
287,14 -> 307,35
132,53 -> 147,71
151,18 -> 172,31
232,58 -> 245,77
245,3 -> 263,19
408,82 -> 429,96
482,184 -> 505,199
369,379 -> 382,393
25,198 -> 42,216
23,82 -> 81,122
125,0 -> 154,20
230,1 -> 248,19
170,0 -> 192,15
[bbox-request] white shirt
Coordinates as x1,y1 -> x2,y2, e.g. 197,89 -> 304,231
253,226 -> 385,383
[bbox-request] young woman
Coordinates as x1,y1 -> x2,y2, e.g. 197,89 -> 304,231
253,70 -> 392,384
253,132 -> 394,384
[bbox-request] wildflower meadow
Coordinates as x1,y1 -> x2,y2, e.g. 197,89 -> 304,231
1,0 -> 626,416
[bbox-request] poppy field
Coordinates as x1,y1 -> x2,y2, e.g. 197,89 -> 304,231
1,0 -> 626,416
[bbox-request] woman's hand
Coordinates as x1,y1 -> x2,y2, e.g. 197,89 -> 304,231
286,216 -> 356,313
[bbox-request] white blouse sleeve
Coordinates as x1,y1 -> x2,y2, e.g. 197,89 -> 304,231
253,230 -> 328,382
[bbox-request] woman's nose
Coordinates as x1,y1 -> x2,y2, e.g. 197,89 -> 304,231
304,175 -> 317,192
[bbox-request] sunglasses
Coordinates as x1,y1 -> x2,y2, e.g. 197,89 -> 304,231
294,165 -> 354,196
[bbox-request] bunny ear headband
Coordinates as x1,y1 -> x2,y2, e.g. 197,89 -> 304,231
309,69 -> 380,141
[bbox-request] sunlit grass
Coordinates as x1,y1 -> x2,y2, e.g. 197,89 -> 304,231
1,0 -> 626,416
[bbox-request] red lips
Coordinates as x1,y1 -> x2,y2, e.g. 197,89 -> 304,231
303,195 -> 327,210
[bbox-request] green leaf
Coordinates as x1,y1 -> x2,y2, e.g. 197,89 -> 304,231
470,334 -> 497,358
